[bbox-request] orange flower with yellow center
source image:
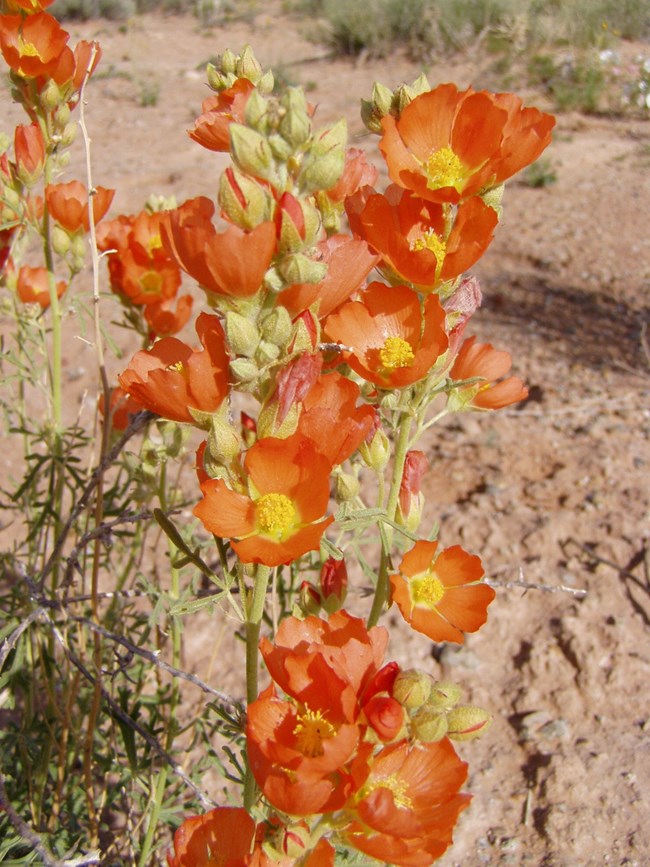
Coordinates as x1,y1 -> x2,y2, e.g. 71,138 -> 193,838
380,83 -> 555,205
390,540 -> 496,644
194,433 -> 334,567
0,12 -> 74,83
324,281 -> 448,388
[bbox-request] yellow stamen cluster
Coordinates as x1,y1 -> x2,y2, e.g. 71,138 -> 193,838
410,571 -> 446,608
360,774 -> 413,811
255,492 -> 296,538
293,707 -> 336,758
139,271 -> 163,295
17,37 -> 40,59
424,146 -> 466,192
167,360 -> 186,375
411,229 -> 447,268
379,336 -> 415,371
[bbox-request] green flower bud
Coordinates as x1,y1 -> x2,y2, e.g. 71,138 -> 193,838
206,62 -> 229,92
51,225 -> 71,257
225,311 -> 260,358
256,339 -> 280,364
410,72 -> 431,97
335,470 -> 360,503
236,45 -> 263,83
268,132 -> 293,162
279,87 -> 311,147
257,399 -> 299,440
260,306 -> 293,348
218,168 -> 273,230
359,427 -> 390,472
411,706 -> 449,743
206,409 -> 243,465
446,705 -> 493,742
60,122 -> 77,148
53,103 -> 71,131
229,124 -> 276,184
373,81 -> 394,116
244,88 -> 268,131
263,266 -> 285,294
230,357 -> 259,385
392,669 -> 432,710
220,49 -> 238,76
428,681 -> 463,711
299,119 -> 347,194
40,80 -> 63,111
278,252 -> 327,285
257,70 -> 275,94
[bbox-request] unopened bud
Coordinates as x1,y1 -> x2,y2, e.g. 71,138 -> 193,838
278,252 -> 327,285
40,79 -> 63,111
298,580 -> 322,616
446,705 -> 492,741
236,45 -> 263,83
410,706 -> 449,743
280,87 -> 311,147
257,70 -> 275,94
218,168 -> 273,230
298,120 -> 347,194
51,225 -> 71,257
428,681 -> 463,711
225,311 -> 260,358
229,124 -> 276,184
364,694 -> 405,742
205,409 -> 243,464
244,88 -> 268,130
392,669 -> 432,710
256,339 -> 280,364
359,427 -> 390,472
320,556 -> 347,613
229,356 -> 259,385
260,306 -> 292,348
335,470 -> 359,503
60,122 -> 77,148
206,63 -> 229,92
220,49 -> 238,76
53,103 -> 71,130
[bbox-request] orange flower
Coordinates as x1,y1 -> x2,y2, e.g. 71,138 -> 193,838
246,683 -> 363,816
45,181 -> 114,233
0,13 -> 74,83
341,739 -> 471,866
97,211 -> 182,308
390,540 -> 495,644
260,612 -> 389,717
118,312 -> 229,425
380,84 -> 554,204
279,234 -> 378,319
324,282 -> 448,388
451,335 -> 528,409
143,294 -> 193,338
16,264 -> 65,308
297,371 -> 378,465
325,147 -> 378,205
194,433 -> 333,567
188,78 -> 255,152
13,123 -> 45,186
167,806 -> 255,867
98,386 -> 146,433
346,184 -> 497,290
161,196 -> 276,300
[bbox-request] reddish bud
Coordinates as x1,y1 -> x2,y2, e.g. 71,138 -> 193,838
14,123 -> 45,186
319,556 -> 348,612
364,694 -> 405,741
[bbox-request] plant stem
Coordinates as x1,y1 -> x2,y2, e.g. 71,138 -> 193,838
243,564 -> 270,810
367,410 -> 412,628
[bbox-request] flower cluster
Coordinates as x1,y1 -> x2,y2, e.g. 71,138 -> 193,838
0,10 -> 553,860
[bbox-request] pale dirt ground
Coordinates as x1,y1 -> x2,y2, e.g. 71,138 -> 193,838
2,4 -> 650,865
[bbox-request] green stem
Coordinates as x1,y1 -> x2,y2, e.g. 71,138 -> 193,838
137,767 -> 168,867
244,564 -> 270,810
367,411 -> 412,628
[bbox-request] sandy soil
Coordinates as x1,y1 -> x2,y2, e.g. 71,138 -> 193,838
2,5 -> 650,865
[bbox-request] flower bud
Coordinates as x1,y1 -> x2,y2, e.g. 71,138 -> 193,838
14,124 -> 45,187
335,470 -> 360,504
218,167 -> 273,230
446,705 -> 493,741
53,103 -> 71,131
236,45 -> 263,83
392,669 -> 432,710
220,49 -> 238,76
410,706 -> 449,743
256,339 -> 280,364
205,409 -> 244,465
51,225 -> 71,257
428,681 -> 463,711
257,70 -> 275,94
298,580 -> 322,616
361,81 -> 393,133
359,426 -> 390,472
280,87 -> 311,147
225,311 -> 260,358
260,306 -> 293,349
278,252 -> 327,285
320,556 -> 347,613
364,695 -> 405,742
206,62 -> 230,92
243,87 -> 268,130
268,132 -> 293,162
298,120 -> 347,194
40,80 -> 63,111
229,357 -> 259,386
229,124 -> 276,184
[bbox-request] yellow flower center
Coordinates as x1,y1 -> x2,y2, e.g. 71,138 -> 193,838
379,336 -> 415,371
424,146 -> 466,193
139,270 -> 163,296
255,493 -> 296,539
360,774 -> 413,810
411,229 -> 447,269
410,571 -> 446,608
17,36 -> 40,59
293,707 -> 336,758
